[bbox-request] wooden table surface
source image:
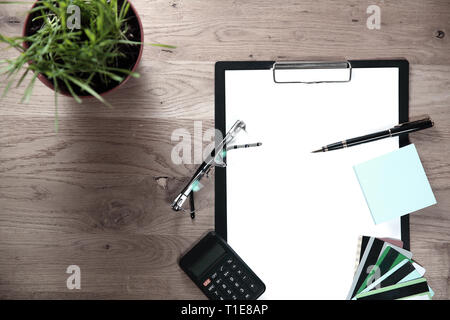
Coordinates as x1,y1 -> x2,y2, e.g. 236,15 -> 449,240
0,0 -> 449,299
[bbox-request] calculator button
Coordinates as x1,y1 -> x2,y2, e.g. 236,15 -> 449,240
207,284 -> 216,292
244,293 -> 251,299
239,287 -> 245,295
223,270 -> 230,277
236,269 -> 243,276
249,283 -> 258,292
203,279 -> 211,287
231,264 -> 237,270
221,283 -> 227,290
226,289 -> 232,295
241,274 -> 249,282
215,278 -> 223,285
228,276 -> 235,283
219,265 -> 226,272
231,294 -> 238,300
211,272 -> 218,280
234,282 -> 240,288
226,257 -> 233,264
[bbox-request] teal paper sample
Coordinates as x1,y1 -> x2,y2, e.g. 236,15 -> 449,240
354,144 -> 436,224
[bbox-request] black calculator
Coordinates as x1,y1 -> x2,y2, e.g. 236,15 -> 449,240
179,231 -> 265,300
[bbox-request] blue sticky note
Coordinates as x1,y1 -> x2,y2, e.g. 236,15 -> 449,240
353,144 -> 436,224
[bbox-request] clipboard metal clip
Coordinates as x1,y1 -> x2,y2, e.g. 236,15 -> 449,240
272,60 -> 352,84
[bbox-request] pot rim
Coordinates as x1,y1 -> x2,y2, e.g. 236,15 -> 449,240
21,0 -> 144,98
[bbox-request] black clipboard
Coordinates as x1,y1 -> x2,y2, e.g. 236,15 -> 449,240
214,59 -> 410,250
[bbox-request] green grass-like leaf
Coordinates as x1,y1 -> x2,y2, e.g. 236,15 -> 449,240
0,0 -> 176,130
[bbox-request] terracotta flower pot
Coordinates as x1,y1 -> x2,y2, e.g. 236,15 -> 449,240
22,0 -> 144,98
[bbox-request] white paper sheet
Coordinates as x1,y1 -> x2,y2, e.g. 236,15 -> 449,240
224,67 -> 402,299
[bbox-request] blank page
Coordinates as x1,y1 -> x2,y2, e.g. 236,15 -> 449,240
224,67 -> 401,299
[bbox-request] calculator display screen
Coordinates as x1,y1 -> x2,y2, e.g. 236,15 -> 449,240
189,243 -> 225,278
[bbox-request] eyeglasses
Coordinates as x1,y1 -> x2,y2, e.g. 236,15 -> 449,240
171,120 -> 261,219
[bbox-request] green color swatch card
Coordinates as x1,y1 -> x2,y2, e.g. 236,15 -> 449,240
355,278 -> 430,300
354,144 -> 436,224
356,246 -> 410,295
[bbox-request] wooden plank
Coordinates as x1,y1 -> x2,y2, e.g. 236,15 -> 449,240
0,117 -> 215,236
0,62 -> 448,118
0,60 -> 214,119
1,0 -> 449,64
0,118 -> 214,298
0,231 -> 206,299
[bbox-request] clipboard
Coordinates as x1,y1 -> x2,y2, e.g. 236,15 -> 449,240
214,60 -> 410,299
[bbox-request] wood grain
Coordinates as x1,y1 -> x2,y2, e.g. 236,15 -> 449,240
0,60 -> 215,119
0,0 -> 449,299
2,0 -> 449,64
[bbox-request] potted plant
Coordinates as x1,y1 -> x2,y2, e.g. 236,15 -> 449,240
0,0 -> 171,129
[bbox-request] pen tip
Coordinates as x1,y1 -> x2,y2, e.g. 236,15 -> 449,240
311,149 -> 322,153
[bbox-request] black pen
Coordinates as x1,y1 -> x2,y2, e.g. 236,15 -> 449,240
312,116 -> 434,153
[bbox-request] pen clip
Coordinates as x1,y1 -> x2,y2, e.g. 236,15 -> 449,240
394,115 -> 431,128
